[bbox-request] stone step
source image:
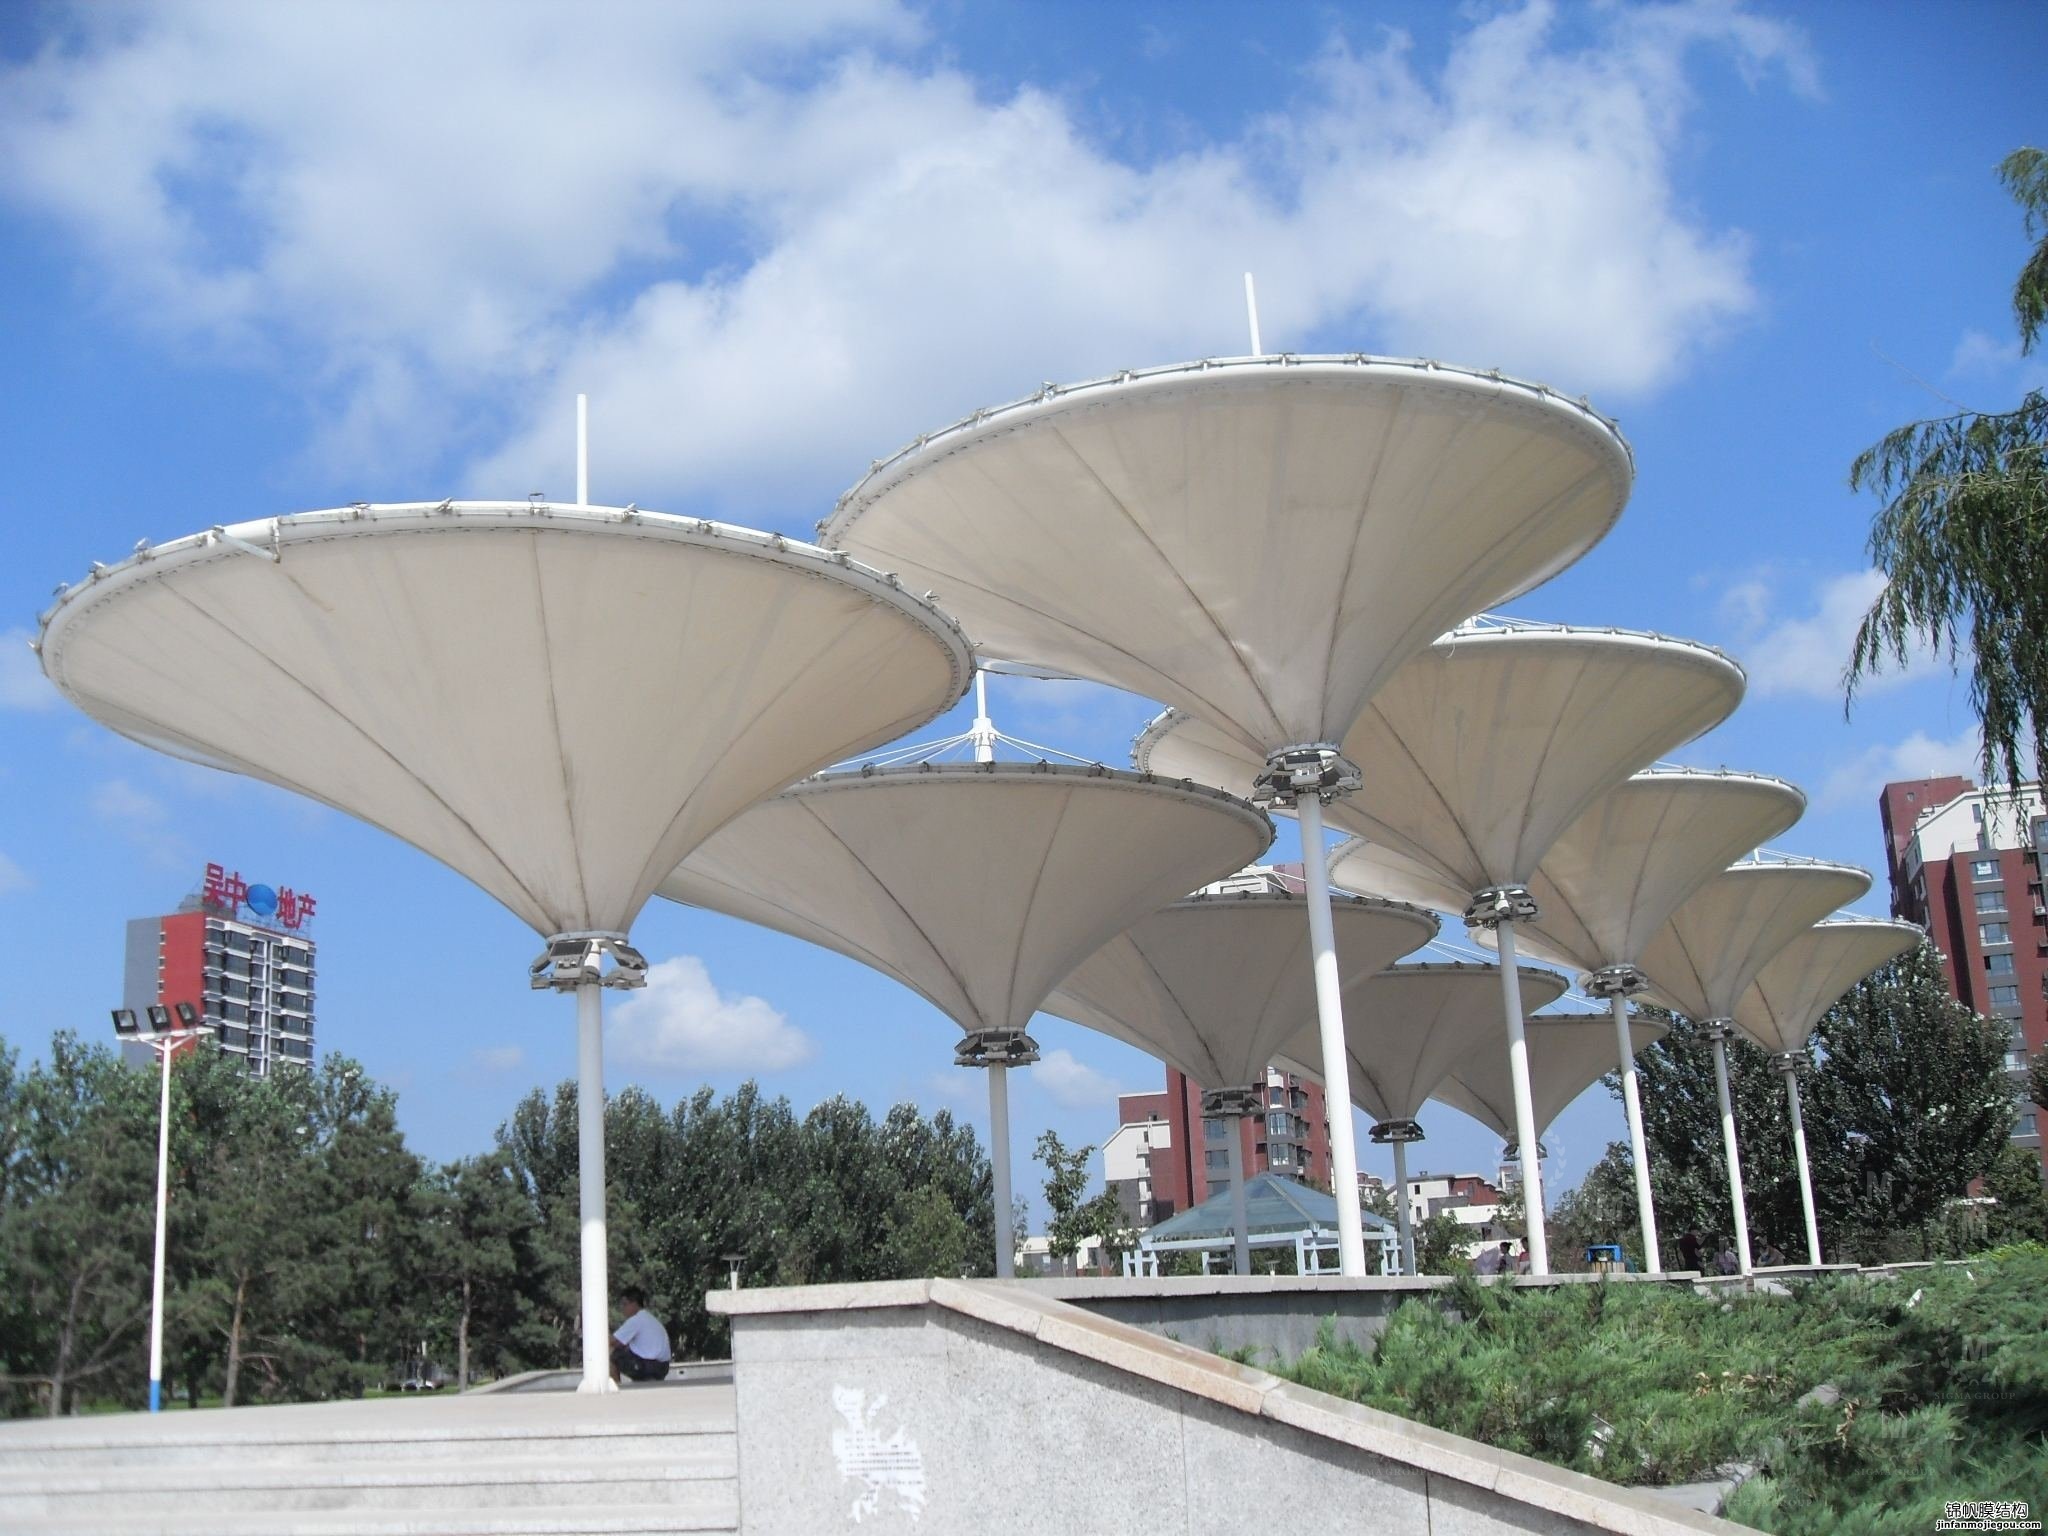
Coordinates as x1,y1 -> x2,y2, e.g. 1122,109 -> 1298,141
0,1457 -> 736,1517
16,1506 -> 734,1536
0,1426 -> 734,1471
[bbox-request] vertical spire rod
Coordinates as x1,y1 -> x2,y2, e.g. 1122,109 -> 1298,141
1243,273 -> 1263,356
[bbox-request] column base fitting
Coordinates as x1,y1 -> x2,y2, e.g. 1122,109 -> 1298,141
1464,884 -> 1538,929
1369,1119 -> 1425,1145
1251,744 -> 1361,808
530,932 -> 648,991
955,1029 -> 1040,1069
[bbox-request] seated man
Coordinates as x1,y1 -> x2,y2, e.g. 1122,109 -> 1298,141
1474,1241 -> 1509,1275
609,1286 -> 671,1385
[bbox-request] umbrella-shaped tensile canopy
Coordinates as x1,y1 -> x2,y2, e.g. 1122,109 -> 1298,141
1044,891 -> 1439,1092
825,356 -> 1635,1276
37,502 -> 974,1393
1387,767 -> 1805,1271
1638,859 -> 1874,1276
1044,888 -> 1435,1276
1154,623 -> 1743,1275
1433,1011 -> 1670,1150
658,762 -> 1274,1275
1734,917 -> 1923,1265
1274,961 -> 1570,1273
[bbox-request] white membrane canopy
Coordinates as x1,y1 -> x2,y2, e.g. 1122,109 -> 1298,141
1150,626 -> 1745,901
1044,891 -> 1439,1087
658,763 -> 1273,1033
1435,1012 -> 1669,1143
1275,962 -> 1571,1124
825,359 -> 1633,754
1639,861 -> 1875,1023
38,504 -> 974,937
1432,770 -> 1807,976
1735,918 -> 1923,1057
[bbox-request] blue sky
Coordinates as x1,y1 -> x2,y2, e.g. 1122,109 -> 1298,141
1,1 -> 2042,1221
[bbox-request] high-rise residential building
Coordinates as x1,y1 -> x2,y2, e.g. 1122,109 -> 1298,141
1107,1064 -> 1336,1225
1879,776 -> 2047,1171
122,862 -> 319,1078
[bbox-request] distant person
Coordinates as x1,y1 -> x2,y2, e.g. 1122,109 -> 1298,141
609,1286 -> 671,1385
1716,1241 -> 1740,1276
1513,1246 -> 1532,1276
1757,1238 -> 1787,1267
1678,1230 -> 1702,1271
1475,1242 -> 1508,1275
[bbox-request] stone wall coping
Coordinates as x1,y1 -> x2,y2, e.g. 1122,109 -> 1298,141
710,1277 -> 1736,1534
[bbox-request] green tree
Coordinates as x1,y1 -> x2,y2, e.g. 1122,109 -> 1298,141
1982,1142 -> 2048,1247
1549,1144 -> 1645,1270
881,1183 -> 971,1278
419,1153 -> 536,1390
0,1034 -> 158,1415
1847,148 -> 2048,788
1034,1129 -> 1097,1275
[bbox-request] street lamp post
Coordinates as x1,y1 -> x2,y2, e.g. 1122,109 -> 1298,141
110,1002 -> 211,1414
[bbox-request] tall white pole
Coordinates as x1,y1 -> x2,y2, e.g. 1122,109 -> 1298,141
1390,1137 -> 1416,1277
1226,1120 -> 1250,1276
576,393 -> 590,506
971,672 -> 996,765
575,981 -> 614,1392
146,1039 -> 173,1413
989,1062 -> 1015,1278
1783,1068 -> 1821,1266
1297,795 -> 1367,1277
1611,993 -> 1662,1271
1492,921 -> 1549,1276
1243,273 -> 1263,356
1708,1031 -> 1754,1277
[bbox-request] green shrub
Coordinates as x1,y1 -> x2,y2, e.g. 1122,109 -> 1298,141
1269,1252 -> 2048,1531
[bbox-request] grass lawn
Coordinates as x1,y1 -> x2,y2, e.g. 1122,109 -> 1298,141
1269,1246 -> 2047,1534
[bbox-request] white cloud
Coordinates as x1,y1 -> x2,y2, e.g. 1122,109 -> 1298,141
0,3 -> 1810,507
1729,568 -> 1942,700
1030,1048 -> 1125,1111
470,1044 -> 526,1073
0,630 -> 58,711
609,955 -> 814,1073
1948,328 -> 2048,395
1819,725 -> 1982,812
91,777 -> 187,863
0,852 -> 30,896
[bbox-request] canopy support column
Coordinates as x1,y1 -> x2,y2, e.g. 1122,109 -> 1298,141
1252,745 -> 1368,1278
1467,888 -> 1548,1276
1775,1050 -> 1821,1266
1702,1021 -> 1753,1277
575,981 -> 611,1393
1372,1119 -> 1424,1276
1589,966 -> 1661,1272
530,932 -> 649,1398
957,1029 -> 1041,1279
1204,1085 -> 1263,1277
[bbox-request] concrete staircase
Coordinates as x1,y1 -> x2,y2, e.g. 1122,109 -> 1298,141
0,1383 -> 737,1535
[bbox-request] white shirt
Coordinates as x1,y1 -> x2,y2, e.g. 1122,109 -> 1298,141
613,1309 -> 670,1361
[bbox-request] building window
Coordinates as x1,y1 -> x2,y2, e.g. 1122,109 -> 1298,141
1990,984 -> 2021,1009
1981,922 -> 2011,945
1978,890 -> 2008,914
1972,859 -> 2002,880
1203,1117 -> 1226,1142
1203,1149 -> 1229,1170
1987,952 -> 2016,977
2009,1051 -> 2030,1074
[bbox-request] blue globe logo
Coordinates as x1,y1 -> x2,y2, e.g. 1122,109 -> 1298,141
245,884 -> 279,918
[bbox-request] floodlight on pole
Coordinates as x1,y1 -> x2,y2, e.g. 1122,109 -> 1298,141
111,1004 -> 211,1413
1462,884 -> 1550,1275
955,1028 -> 1041,1278
1697,1020 -> 1754,1277
1201,1085 -> 1264,1276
